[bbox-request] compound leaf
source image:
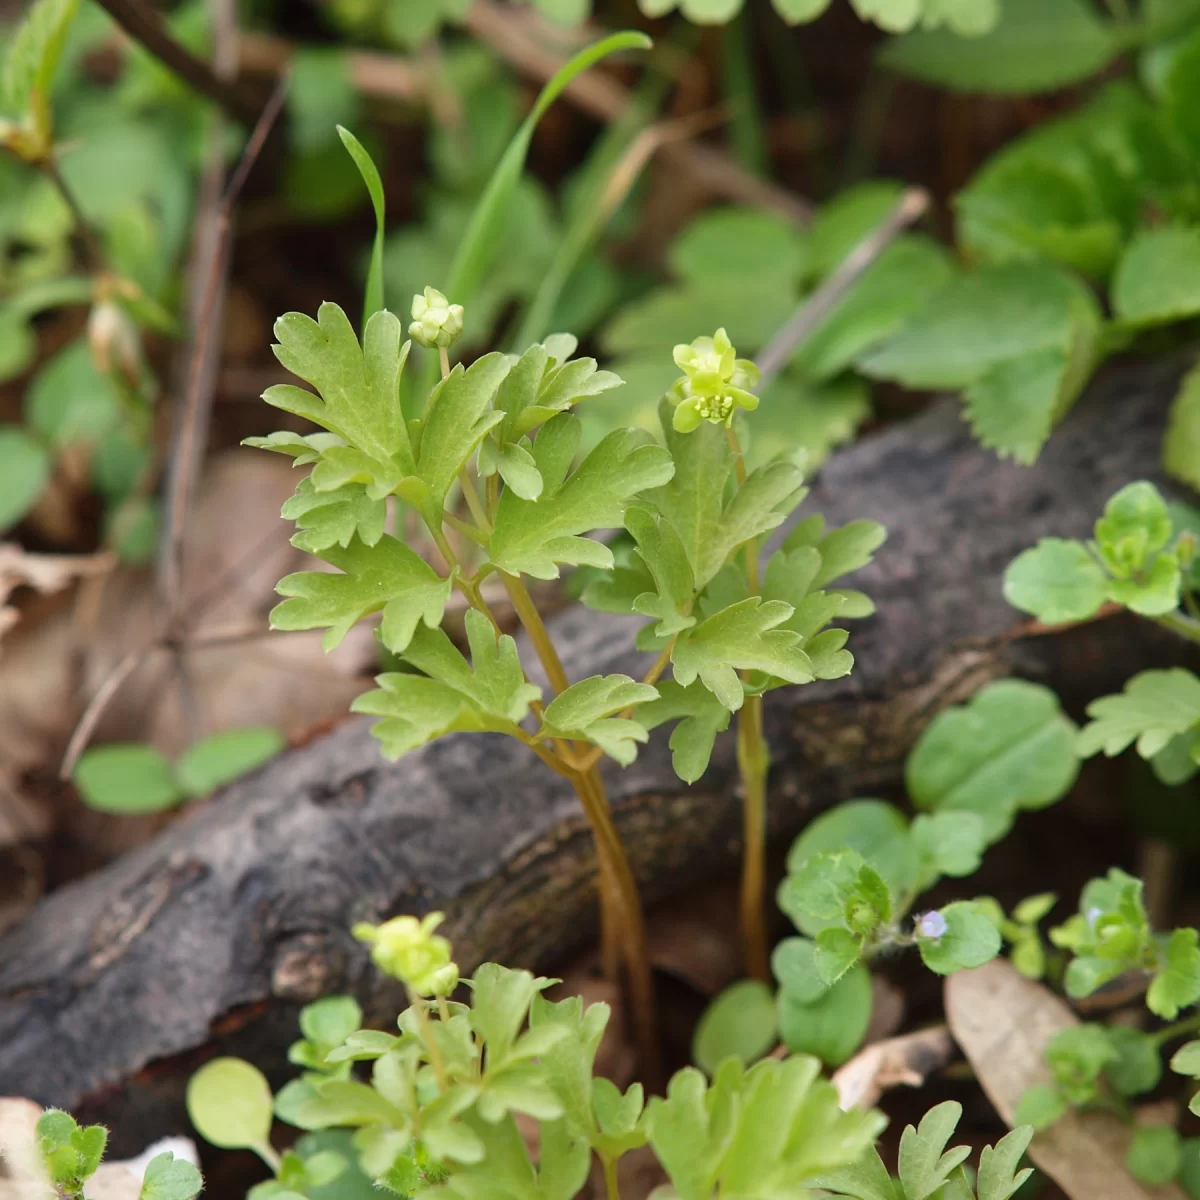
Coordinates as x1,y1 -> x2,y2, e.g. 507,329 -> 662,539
1077,668 -> 1200,760
272,535 -> 451,653
672,597 -> 814,712
490,414 -> 674,580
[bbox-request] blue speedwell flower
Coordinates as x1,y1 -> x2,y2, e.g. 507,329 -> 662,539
669,327 -> 759,433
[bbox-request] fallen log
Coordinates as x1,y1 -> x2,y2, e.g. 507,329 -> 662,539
0,361 -> 1188,1152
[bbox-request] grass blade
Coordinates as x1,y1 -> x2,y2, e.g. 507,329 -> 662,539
337,124 -> 386,328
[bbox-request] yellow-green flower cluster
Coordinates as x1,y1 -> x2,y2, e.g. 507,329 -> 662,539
409,287 -> 464,350
352,911 -> 459,996
668,328 -> 759,433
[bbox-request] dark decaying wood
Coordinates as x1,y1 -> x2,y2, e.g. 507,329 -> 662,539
0,361 -> 1190,1151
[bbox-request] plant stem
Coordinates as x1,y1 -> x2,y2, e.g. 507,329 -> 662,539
737,691 -> 770,981
254,1142 -> 282,1173
602,1154 -> 621,1200
501,572 -> 571,696
458,468 -> 492,533
42,159 -> 106,273
1156,610 -> 1200,645
571,763 -> 659,1085
1152,1011 -> 1200,1048
411,991 -> 450,1091
440,346 -> 451,378
719,7 -> 767,176
726,422 -> 769,978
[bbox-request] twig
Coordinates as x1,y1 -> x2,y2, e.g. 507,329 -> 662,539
91,0 -> 260,124
754,187 -> 929,389
158,74 -> 288,613
238,32 -> 425,107
464,0 -> 811,225
41,159 -> 105,272
60,641 -> 157,776
831,1024 -> 956,1110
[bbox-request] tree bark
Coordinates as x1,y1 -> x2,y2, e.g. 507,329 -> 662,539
0,361 -> 1188,1152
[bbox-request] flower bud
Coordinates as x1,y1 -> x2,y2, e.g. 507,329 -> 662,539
88,300 -> 141,387
353,911 -> 456,996
409,286 -> 464,350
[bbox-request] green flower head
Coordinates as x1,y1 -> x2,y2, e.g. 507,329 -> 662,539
409,286 -> 465,350
353,911 -> 458,996
669,327 -> 759,433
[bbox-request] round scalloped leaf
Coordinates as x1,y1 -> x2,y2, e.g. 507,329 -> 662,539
186,1058 -> 275,1151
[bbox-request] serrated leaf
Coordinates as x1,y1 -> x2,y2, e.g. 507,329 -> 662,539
638,678 -> 732,783
176,726 -> 283,797
790,237 -> 956,383
1113,226 -> 1200,327
624,504 -> 696,637
73,743 -> 182,814
956,152 -> 1124,279
782,515 -> 887,589
283,478 -> 387,553
354,609 -> 541,757
692,980 -> 777,1075
804,1148 -> 899,1200
540,675 -> 658,765
1149,927 -> 1200,1018
273,535 -> 450,653
413,352 -> 511,520
917,901 -> 1003,975
490,414 -> 673,579
907,679 -> 1080,840
771,937 -> 829,1004
860,262 -> 1098,390
879,0 -> 1120,94
1166,365 -> 1200,492
1077,668 -> 1200,760
267,305 -> 414,471
672,597 -> 814,712
646,403 -> 806,591
1004,537 -> 1109,624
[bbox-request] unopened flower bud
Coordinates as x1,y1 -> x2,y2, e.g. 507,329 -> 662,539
916,910 -> 948,940
353,911 -> 455,996
88,300 -> 141,386
409,286 -> 464,350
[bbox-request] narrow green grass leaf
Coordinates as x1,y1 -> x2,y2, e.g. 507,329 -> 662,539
337,125 -> 386,328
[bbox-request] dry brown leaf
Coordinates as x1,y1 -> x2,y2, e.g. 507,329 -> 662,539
945,959 -> 1188,1200
831,1024 -> 956,1111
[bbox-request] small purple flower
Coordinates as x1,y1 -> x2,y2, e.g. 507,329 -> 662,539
1086,906 -> 1103,929
917,910 -> 948,940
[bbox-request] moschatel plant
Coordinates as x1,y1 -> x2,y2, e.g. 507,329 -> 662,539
246,29 -> 889,1066
185,917 -> 1036,1200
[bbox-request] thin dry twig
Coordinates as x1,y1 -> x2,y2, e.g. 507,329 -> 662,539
464,0 -> 812,225
91,0 -> 260,123
158,74 -> 288,613
754,187 -> 930,389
